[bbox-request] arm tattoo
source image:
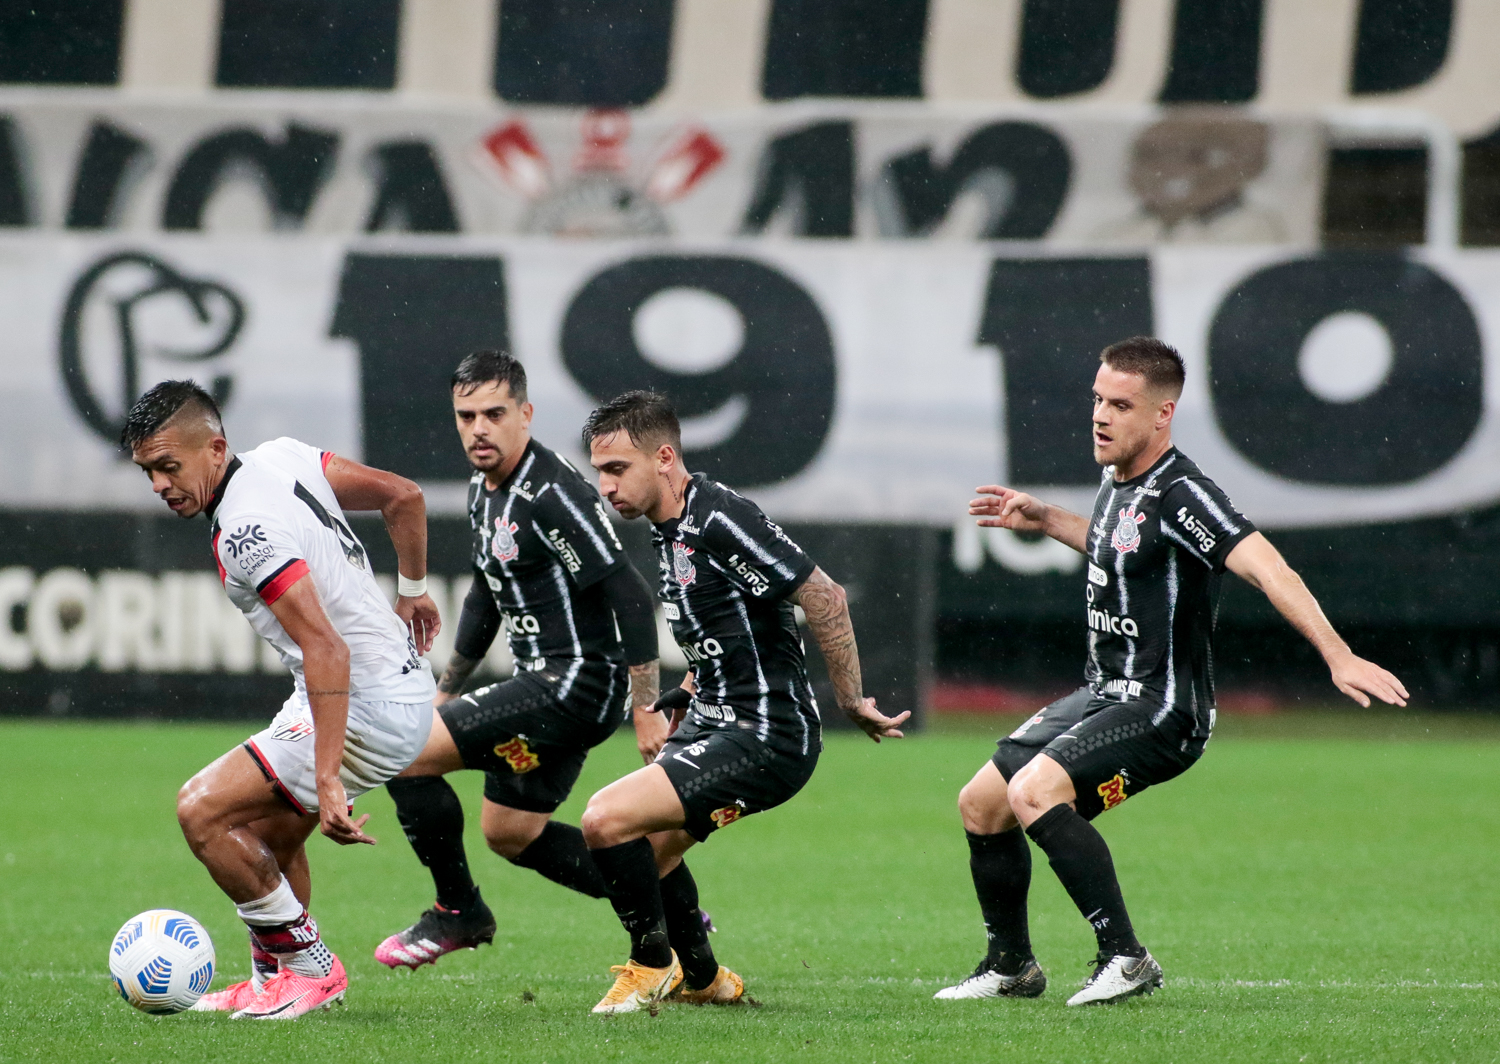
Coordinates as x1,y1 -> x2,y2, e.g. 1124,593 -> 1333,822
437,652 -> 480,696
629,660 -> 661,711
794,567 -> 864,714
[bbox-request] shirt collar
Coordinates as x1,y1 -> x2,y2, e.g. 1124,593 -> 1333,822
203,456 -> 241,521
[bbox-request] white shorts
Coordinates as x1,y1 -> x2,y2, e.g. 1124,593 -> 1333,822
243,692 -> 432,814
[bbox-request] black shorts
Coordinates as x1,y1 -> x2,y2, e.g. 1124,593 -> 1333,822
439,671 -> 623,814
655,723 -> 818,842
991,687 -> 1206,820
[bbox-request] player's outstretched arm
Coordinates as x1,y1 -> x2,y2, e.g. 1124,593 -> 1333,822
1225,532 -> 1409,708
970,486 -> 1089,553
793,567 -> 910,742
324,454 -> 440,655
267,574 -> 377,845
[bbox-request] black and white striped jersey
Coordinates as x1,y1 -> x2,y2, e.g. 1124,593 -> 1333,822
1082,447 -> 1255,738
653,474 -> 821,757
467,440 -> 628,718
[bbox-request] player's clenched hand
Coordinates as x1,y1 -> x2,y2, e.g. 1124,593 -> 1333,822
970,486 -> 1049,533
633,705 -> 669,764
317,779 -> 376,846
845,697 -> 910,742
396,592 -> 441,656
1329,651 -> 1409,708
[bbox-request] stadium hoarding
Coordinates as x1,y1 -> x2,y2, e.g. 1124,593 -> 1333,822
2,235 -> 1499,714
4,236 -> 1499,528
0,95 -> 1323,244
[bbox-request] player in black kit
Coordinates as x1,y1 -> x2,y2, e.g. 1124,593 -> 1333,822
937,337 -> 1408,1006
577,391 -> 910,1014
373,353 -> 667,969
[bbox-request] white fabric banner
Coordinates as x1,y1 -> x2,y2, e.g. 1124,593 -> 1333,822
0,235 -> 1492,531
0,94 -> 1323,245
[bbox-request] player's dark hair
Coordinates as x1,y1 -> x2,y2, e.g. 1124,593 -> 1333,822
451,350 -> 527,402
120,379 -> 223,450
581,390 -> 682,456
1100,336 -> 1186,398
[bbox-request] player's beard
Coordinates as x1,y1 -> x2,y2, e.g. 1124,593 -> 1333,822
466,443 -> 504,474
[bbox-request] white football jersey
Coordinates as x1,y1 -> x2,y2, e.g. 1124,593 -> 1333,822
208,437 -> 435,704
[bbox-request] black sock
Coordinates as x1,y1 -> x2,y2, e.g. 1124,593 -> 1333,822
386,776 -> 478,912
967,828 -> 1032,974
510,821 -> 607,898
1025,804 -> 1143,957
659,862 -> 718,989
590,838 -> 672,968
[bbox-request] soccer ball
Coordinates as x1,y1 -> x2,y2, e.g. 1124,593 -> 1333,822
108,910 -> 216,1015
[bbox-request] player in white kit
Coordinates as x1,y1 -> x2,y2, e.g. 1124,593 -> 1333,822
123,381 -> 440,1019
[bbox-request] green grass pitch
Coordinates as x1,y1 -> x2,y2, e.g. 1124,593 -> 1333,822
2,715 -> 1498,1063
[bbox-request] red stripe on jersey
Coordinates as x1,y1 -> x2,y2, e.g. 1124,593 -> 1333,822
321,451 -> 333,472
256,559 -> 309,605
243,740 -> 310,816
211,529 -> 227,584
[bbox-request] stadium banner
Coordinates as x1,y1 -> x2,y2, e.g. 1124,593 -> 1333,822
0,95 -> 1323,244
0,512 -> 934,723
0,236 -> 1496,531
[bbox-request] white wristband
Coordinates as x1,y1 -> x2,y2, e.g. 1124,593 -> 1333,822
397,573 -> 427,598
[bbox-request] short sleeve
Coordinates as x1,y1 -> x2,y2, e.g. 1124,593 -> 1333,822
701,492 -> 815,601
532,479 -> 626,589
215,514 -> 308,605
1159,477 -> 1255,572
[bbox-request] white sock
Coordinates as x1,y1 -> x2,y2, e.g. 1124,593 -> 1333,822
236,876 -> 303,926
281,939 -> 335,978
236,876 -> 335,979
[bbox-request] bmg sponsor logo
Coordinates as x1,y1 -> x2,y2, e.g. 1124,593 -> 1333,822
546,528 -> 582,574
1174,506 -> 1217,554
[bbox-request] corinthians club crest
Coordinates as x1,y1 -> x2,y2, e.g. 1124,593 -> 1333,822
1111,504 -> 1148,554
477,108 -> 725,238
492,518 -> 520,563
671,541 -> 697,587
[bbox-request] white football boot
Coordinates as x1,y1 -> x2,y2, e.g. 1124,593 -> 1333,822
934,956 -> 1047,999
1066,951 -> 1163,1006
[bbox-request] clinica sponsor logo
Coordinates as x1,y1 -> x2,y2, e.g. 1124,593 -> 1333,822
502,612 -> 542,636
679,637 -> 725,663
1175,506 -> 1217,554
1087,606 -> 1139,638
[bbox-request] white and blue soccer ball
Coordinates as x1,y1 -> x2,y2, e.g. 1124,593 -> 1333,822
108,910 -> 216,1015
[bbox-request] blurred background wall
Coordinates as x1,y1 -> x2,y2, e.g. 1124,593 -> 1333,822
2,0 -> 1498,723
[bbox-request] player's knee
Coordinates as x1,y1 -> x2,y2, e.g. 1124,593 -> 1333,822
1007,769 -> 1056,821
175,781 -> 212,851
580,799 -> 623,849
959,778 -> 1015,834
486,824 -> 536,860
